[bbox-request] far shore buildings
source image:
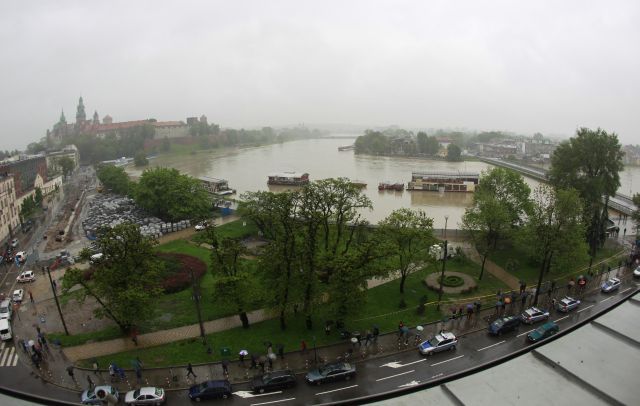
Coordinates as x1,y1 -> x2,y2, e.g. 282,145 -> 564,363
48,97 -> 203,143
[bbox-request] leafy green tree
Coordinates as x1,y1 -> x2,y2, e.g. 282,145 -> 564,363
134,151 -> 149,167
417,132 -> 428,153
462,168 -> 531,279
205,227 -> 254,328
96,164 -> 131,195
326,255 -> 368,323
20,195 -> 37,221
425,136 -> 440,155
61,223 -> 164,332
446,143 -> 462,161
34,187 -> 43,206
57,156 -> 75,176
134,167 -> 211,222
354,131 -> 391,155
521,185 -> 588,304
377,208 -> 435,293
548,128 -> 624,258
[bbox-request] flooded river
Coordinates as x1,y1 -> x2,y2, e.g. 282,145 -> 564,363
127,137 -> 640,228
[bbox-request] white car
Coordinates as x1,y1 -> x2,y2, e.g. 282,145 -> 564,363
601,277 -> 621,293
12,289 -> 24,303
15,251 -> 27,264
10,239 -> 18,248
16,270 -> 35,283
125,387 -> 166,405
194,222 -> 208,231
633,266 -> 640,278
418,331 -> 458,355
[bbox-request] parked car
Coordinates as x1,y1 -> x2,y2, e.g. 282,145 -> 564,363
252,370 -> 296,393
0,299 -> 12,321
418,331 -> 458,355
188,380 -> 233,401
90,253 -> 104,264
194,222 -> 208,231
10,239 -> 18,248
305,362 -> 356,385
488,315 -> 521,335
81,385 -> 119,405
124,387 -> 165,405
15,251 -> 27,264
601,277 -> 621,293
634,266 -> 640,278
527,321 -> 559,342
520,307 -> 550,325
16,270 -> 35,283
556,296 -> 581,312
12,289 -> 24,303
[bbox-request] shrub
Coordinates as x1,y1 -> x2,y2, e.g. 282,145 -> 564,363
156,253 -> 207,293
439,275 -> 464,287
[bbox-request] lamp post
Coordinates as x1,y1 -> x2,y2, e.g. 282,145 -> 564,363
46,266 -> 69,335
434,240 -> 448,310
312,336 -> 318,364
190,268 -> 205,341
444,215 -> 449,239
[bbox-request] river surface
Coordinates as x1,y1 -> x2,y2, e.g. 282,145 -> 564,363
127,137 -> 640,228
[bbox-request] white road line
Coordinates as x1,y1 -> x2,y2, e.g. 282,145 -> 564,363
315,385 -> 358,396
11,351 -> 18,366
0,348 -> 8,366
399,359 -> 426,367
601,297 -> 613,303
555,316 -> 570,322
517,329 -> 535,338
250,398 -> 296,406
476,340 -> 505,352
430,355 -> 464,366
376,370 -> 415,382
622,287 -> 633,293
577,304 -> 594,313
4,347 -> 14,367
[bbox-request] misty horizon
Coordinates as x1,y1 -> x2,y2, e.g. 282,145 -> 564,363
1,0 -> 639,150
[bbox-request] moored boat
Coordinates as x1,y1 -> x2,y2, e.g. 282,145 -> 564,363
267,171 -> 310,186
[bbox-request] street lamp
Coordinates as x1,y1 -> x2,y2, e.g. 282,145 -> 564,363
312,336 -> 318,364
430,241 -> 448,311
190,268 -> 205,341
444,215 -> 449,239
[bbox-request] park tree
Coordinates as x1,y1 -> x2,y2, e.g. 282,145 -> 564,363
425,136 -> 440,156
462,168 -> 531,279
96,164 -> 131,195
416,132 -> 428,154
57,156 -> 75,176
377,208 -> 435,293
134,167 -> 211,222
134,151 -> 149,167
205,227 -> 254,328
61,223 -> 164,332
326,255 -> 368,323
548,128 -> 624,258
446,143 -> 462,161
521,185 -> 588,304
34,187 -> 43,207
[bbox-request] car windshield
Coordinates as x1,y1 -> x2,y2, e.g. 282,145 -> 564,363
133,389 -> 140,398
493,319 -> 505,327
0,306 -> 8,313
428,337 -> 441,346
155,388 -> 163,396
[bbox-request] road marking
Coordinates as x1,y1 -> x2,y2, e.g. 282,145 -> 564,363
315,385 -> 358,396
431,372 -> 444,379
234,390 -> 283,399
517,329 -> 535,338
250,398 -> 295,406
600,297 -> 613,303
11,351 -> 17,366
622,287 -> 633,293
577,304 -> 594,313
380,359 -> 426,368
398,380 -> 420,388
476,340 -> 505,352
0,347 -> 9,366
430,355 -> 464,366
376,370 -> 415,382
555,316 -> 569,322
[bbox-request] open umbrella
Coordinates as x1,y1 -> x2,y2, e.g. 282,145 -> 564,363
416,325 -> 424,332
239,349 -> 249,356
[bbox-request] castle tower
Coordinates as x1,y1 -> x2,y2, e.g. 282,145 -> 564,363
76,96 -> 86,124
92,110 -> 100,125
59,109 -> 67,124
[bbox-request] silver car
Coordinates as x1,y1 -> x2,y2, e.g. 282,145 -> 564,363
418,331 -> 458,355
556,296 -> 580,312
124,387 -> 165,405
601,277 -> 621,293
81,385 -> 119,405
520,307 -> 550,324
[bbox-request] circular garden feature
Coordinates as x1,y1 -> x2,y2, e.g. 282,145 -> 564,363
439,274 -> 465,287
425,271 -> 477,294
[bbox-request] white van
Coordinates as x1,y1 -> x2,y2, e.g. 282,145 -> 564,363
0,299 -> 12,321
0,319 -> 12,341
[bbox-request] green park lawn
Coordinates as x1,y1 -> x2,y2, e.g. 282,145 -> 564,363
79,255 -> 510,368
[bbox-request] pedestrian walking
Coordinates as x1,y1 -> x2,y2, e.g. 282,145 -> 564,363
301,340 -> 307,354
186,363 -> 197,379
250,354 -> 257,369
135,367 -> 142,382
131,328 -> 138,346
29,290 -> 34,303
267,356 -> 273,370
364,330 -> 372,347
222,359 -> 229,376
258,357 -> 265,373
31,353 -> 40,369
20,339 -> 28,353
136,356 -> 144,370
87,375 -> 94,389
92,359 -> 99,375
108,363 -> 116,380
239,351 -> 246,366
372,325 -> 379,343
277,344 -> 284,360
67,366 -> 76,382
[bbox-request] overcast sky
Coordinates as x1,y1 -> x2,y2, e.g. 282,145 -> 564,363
1,0 -> 638,150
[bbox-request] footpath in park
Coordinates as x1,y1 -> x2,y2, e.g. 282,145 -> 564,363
462,244 -> 521,290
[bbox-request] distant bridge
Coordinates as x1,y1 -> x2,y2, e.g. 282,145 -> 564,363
479,157 -> 638,216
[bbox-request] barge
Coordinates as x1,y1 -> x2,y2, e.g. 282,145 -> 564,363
199,176 -> 236,195
407,171 -> 479,192
267,171 -> 310,186
378,182 -> 405,191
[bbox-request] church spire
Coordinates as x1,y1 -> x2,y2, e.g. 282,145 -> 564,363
59,109 -> 67,124
92,110 -> 100,125
76,96 -> 86,123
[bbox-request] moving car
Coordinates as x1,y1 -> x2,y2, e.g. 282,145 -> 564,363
520,307 -> 550,324
16,270 -> 36,283
124,387 -> 165,405
527,321 -> 559,342
601,277 -> 621,293
252,370 -> 296,393
15,251 -> 27,264
488,316 -> 521,335
194,222 -> 208,231
305,362 -> 356,385
418,331 -> 458,355
556,296 -> 581,312
0,299 -> 12,321
188,380 -> 232,400
12,289 -> 24,303
81,385 -> 119,405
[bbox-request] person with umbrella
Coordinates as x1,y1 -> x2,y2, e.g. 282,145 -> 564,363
239,349 -> 248,365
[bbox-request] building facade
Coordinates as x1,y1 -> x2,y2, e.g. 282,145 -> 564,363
0,175 -> 19,243
0,156 -> 47,198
